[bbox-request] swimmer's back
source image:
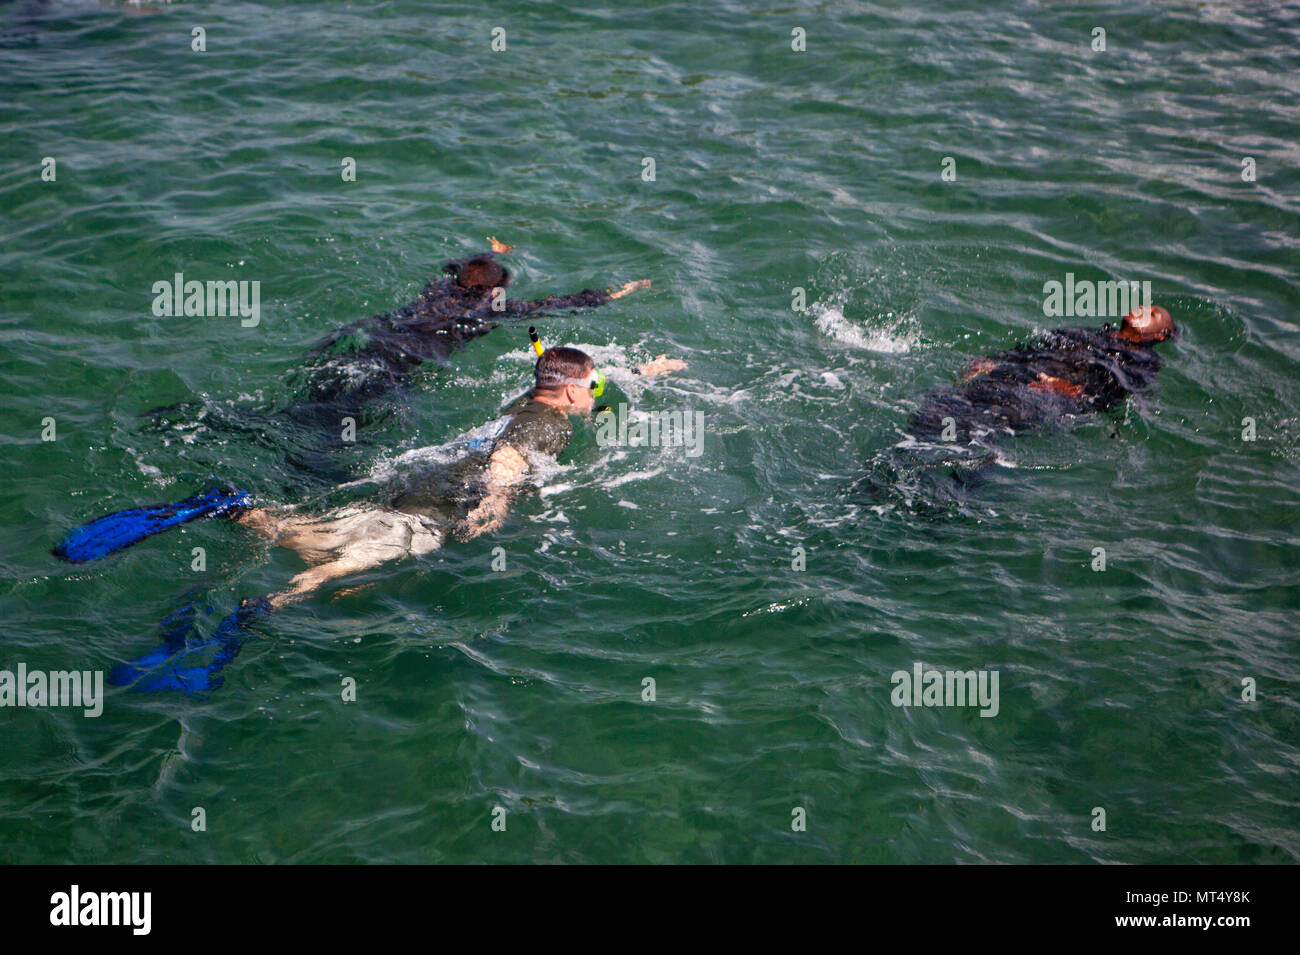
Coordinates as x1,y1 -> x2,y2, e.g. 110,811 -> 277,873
494,393 -> 573,460
388,394 -> 572,522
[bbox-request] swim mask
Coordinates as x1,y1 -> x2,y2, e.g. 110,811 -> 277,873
555,369 -> 605,398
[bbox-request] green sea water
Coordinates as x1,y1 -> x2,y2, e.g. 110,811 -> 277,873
1,0 -> 1298,864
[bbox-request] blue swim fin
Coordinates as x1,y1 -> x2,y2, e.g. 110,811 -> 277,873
110,596 -> 272,695
107,598 -> 212,686
53,486 -> 251,563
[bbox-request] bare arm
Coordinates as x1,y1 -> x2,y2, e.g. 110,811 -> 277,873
485,239 -> 643,303
608,279 -> 650,300
456,444 -> 530,541
633,354 -> 687,376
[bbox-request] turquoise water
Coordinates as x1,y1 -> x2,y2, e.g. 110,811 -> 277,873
1,0 -> 1298,863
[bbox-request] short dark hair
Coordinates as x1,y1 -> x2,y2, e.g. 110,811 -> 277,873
534,347 -> 593,390
447,256 -> 509,290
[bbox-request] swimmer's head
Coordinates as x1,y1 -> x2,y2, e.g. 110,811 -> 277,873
447,256 -> 510,291
533,346 -> 598,414
1118,305 -> 1175,344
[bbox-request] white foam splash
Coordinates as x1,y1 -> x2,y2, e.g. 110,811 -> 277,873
126,447 -> 165,482
333,418 -> 508,492
603,467 -> 667,488
812,303 -> 918,353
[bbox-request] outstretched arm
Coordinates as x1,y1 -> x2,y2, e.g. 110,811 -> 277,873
500,279 -> 650,319
609,279 -> 651,300
633,354 -> 687,377
456,444 -> 530,541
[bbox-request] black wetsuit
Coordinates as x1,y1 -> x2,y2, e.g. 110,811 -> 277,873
288,253 -> 611,420
139,256 -> 606,492
907,325 -> 1166,446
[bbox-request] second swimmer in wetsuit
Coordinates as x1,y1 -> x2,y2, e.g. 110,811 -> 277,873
906,305 -> 1176,447
290,237 -> 650,420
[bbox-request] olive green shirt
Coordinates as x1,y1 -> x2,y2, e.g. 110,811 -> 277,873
389,394 -> 573,524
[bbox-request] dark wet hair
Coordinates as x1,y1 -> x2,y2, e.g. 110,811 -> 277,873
446,256 -> 509,291
534,347 -> 593,390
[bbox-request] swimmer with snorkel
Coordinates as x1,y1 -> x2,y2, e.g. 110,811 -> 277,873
54,332 -> 685,692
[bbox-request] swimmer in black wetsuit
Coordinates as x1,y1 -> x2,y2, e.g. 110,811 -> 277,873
906,305 -> 1176,447
141,239 -> 650,484
291,237 -> 651,419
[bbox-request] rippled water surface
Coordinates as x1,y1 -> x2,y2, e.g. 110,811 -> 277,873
1,0 -> 1298,863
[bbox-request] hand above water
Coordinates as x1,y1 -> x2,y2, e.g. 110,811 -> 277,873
634,355 -> 687,377
609,279 -> 651,300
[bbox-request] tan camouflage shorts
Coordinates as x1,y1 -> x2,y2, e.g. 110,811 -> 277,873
274,506 -> 445,566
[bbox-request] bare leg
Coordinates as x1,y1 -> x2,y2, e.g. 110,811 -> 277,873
235,506 -> 348,565
269,556 -> 376,609
239,507 -> 439,607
